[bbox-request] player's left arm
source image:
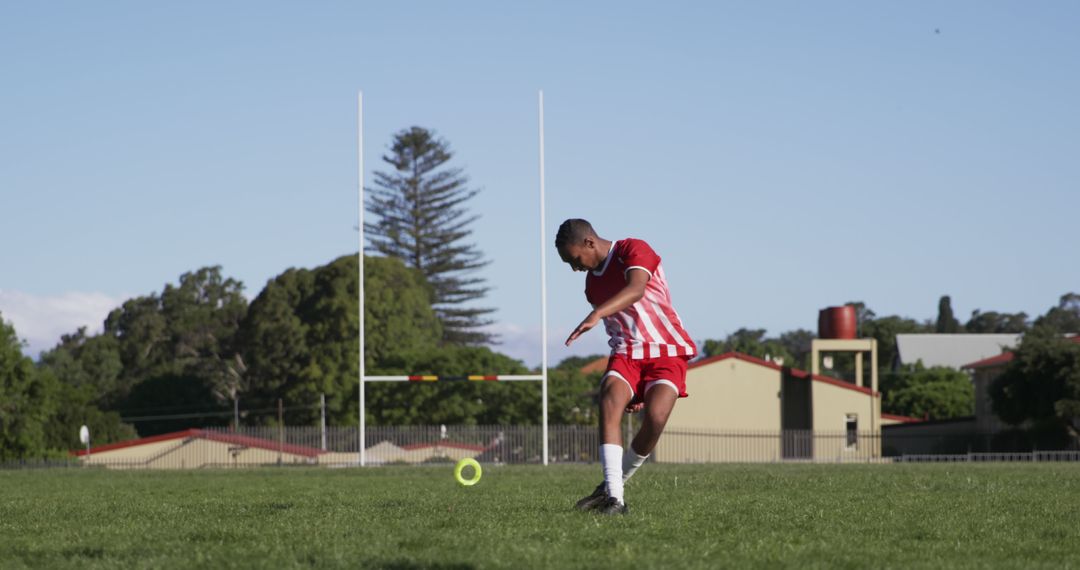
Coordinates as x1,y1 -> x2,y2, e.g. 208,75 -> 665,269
565,269 -> 650,346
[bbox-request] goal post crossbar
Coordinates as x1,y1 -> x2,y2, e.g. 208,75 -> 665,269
364,375 -> 545,382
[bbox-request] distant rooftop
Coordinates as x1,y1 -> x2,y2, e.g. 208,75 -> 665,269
895,334 -> 1020,370
963,335 -> 1080,370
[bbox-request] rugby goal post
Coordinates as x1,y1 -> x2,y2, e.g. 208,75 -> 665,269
357,91 -> 550,466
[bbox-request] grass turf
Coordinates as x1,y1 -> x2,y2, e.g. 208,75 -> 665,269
1,463 -> 1079,569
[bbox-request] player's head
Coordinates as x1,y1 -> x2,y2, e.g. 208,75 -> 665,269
555,219 -> 605,272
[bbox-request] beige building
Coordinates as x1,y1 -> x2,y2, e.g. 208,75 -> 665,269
74,429 -> 485,469
363,440 -> 486,465
963,351 -> 1014,434
75,429 -> 324,469
654,352 -> 909,463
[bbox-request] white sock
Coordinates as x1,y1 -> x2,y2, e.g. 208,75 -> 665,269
600,443 -> 624,504
622,448 -> 649,483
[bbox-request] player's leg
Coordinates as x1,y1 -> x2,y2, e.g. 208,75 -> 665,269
618,384 -> 678,488
627,355 -> 687,469
630,381 -> 679,456
576,372 -> 635,511
599,373 -> 634,445
597,374 -> 633,509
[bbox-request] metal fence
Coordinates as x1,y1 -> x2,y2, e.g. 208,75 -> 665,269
881,428 -> 1080,456
658,428 -> 885,463
3,426 -> 1079,470
893,451 -> 1080,463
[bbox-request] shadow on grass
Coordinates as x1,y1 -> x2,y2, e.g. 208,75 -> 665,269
61,546 -> 106,559
367,560 -> 475,570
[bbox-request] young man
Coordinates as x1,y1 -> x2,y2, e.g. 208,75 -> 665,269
555,219 -> 697,515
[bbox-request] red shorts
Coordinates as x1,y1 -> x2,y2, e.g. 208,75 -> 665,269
601,353 -> 689,403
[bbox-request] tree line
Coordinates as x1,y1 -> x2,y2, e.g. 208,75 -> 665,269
0,255 -> 600,459
6,262 -> 1075,460
3,273 -> 1078,460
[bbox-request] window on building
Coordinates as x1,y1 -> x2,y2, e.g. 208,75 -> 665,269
845,414 -> 858,449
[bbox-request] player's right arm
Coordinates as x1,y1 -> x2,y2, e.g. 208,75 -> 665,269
564,269 -> 650,346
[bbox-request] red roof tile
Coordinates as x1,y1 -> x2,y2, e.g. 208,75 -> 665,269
881,413 -> 923,424
962,352 -> 1015,370
400,441 -> 486,452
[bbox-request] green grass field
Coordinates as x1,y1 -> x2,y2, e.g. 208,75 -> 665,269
2,464 -> 1079,569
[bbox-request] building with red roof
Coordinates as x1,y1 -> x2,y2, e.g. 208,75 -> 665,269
652,351 -> 913,463
962,334 -> 1080,434
73,428 -> 488,469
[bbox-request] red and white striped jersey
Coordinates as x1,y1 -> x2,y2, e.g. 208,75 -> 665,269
585,238 -> 697,360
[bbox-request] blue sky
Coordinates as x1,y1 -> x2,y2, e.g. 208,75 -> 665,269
1,2 -> 1077,365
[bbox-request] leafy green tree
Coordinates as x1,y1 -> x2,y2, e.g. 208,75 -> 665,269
964,310 -> 1029,334
233,267 -> 313,423
989,327 -> 1080,444
880,362 -> 973,419
39,369 -> 137,452
861,314 -> 931,369
777,329 -> 814,370
62,266 -> 250,435
119,372 -> 230,435
0,314 -> 58,460
552,354 -> 606,371
359,255 -> 444,367
702,328 -> 795,365
159,267 -> 248,410
546,362 -> 603,426
101,295 -> 168,403
365,126 -> 494,345
37,329 -> 135,449
1033,293 -> 1080,334
38,328 -> 123,406
935,295 -> 962,333
98,266 -> 246,394
239,254 -> 443,426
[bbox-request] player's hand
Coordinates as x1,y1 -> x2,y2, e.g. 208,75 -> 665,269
625,402 -> 644,414
565,311 -> 601,346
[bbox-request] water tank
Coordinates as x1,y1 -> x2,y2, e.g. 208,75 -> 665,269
818,306 -> 857,339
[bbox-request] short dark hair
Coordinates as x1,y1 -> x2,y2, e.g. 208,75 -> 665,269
555,219 -> 596,253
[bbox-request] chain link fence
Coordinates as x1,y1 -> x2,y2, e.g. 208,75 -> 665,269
3,426 -> 1078,469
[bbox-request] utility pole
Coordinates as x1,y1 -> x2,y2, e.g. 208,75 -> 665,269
320,393 -> 327,451
277,398 -> 284,466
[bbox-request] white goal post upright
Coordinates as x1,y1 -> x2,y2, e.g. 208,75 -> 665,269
358,91 -> 366,468
357,91 -> 550,467
539,91 -> 549,466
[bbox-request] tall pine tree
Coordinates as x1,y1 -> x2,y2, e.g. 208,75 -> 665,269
365,127 -> 494,345
935,295 -> 962,333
